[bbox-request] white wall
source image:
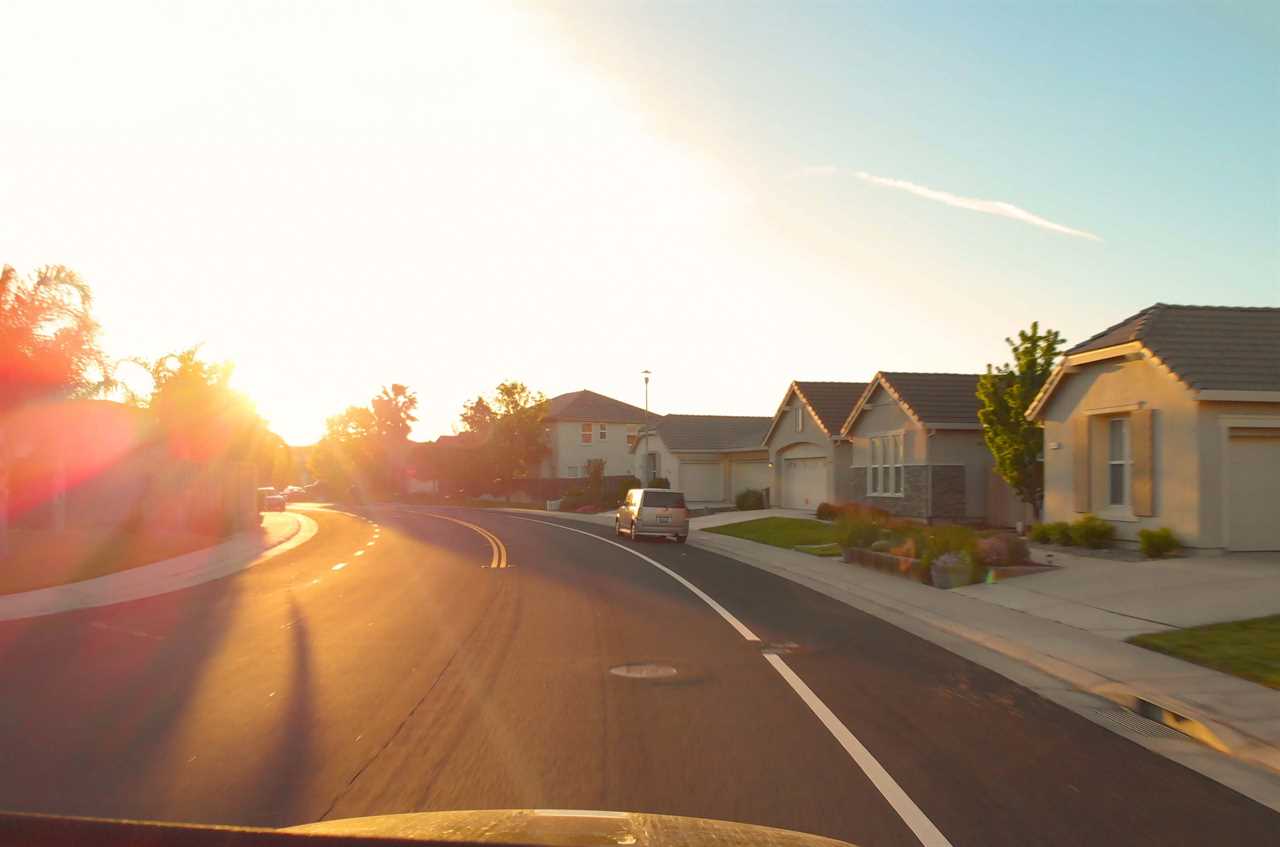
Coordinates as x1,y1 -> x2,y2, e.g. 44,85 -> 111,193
766,393 -> 837,502
550,420 -> 642,479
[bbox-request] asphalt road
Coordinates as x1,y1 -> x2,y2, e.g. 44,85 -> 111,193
0,505 -> 1276,846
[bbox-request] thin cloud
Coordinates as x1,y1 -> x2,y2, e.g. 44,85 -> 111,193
853,170 -> 1103,242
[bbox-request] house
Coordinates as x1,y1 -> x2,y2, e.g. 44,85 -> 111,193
1028,304 -> 1280,552
629,415 -> 771,503
762,381 -> 867,509
536,389 -> 653,496
840,372 -> 1021,524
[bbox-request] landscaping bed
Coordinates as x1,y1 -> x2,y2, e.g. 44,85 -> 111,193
1129,615 -> 1280,690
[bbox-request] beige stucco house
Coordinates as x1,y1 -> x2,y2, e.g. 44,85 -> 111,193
535,390 -> 651,494
762,381 -> 867,510
1028,304 -> 1280,552
629,415 -> 770,503
840,372 -> 1024,524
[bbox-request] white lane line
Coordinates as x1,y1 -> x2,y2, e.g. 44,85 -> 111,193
366,541 -> 376,547
354,550 -> 365,557
505,517 -> 757,641
506,515 -> 951,847
764,653 -> 951,846
332,562 -> 348,571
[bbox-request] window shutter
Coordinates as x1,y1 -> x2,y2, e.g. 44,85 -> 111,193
1073,416 -> 1090,512
1131,409 -> 1154,516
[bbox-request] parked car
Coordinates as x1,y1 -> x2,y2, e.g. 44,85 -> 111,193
281,485 -> 307,501
616,488 -> 689,543
257,487 -> 287,512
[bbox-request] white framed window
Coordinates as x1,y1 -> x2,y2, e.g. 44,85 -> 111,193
626,426 -> 638,447
567,466 -> 578,478
795,405 -> 804,432
599,424 -> 607,441
580,423 -> 592,444
867,433 -> 904,496
1108,417 -> 1129,506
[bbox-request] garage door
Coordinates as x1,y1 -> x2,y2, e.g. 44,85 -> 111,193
680,462 -> 723,502
731,460 -> 770,497
1227,428 -> 1280,551
783,457 -> 827,510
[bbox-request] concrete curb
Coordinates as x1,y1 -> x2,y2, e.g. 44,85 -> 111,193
684,531 -> 1280,778
0,512 -> 318,622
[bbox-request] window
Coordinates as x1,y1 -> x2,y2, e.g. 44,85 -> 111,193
1108,417 -> 1129,506
642,491 -> 686,509
567,466 -> 578,478
646,452 -> 659,478
580,423 -> 592,444
795,405 -> 804,432
599,424 -> 607,441
626,426 -> 638,447
867,433 -> 904,496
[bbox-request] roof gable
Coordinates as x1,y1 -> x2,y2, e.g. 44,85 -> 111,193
841,372 -> 981,435
763,380 -> 868,444
545,389 -> 652,423
1030,303 -> 1280,418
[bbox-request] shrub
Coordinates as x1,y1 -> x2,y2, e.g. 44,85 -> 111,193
1028,523 -> 1052,543
919,524 -> 978,567
735,488 -> 766,511
870,539 -> 893,553
890,535 -> 919,559
613,475 -> 643,507
974,533 -> 1030,568
648,477 -> 671,489
1139,527 -> 1180,558
816,502 -> 839,520
1069,514 -> 1115,549
835,514 -> 880,550
1045,521 -> 1073,545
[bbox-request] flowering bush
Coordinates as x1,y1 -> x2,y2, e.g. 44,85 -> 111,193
974,534 -> 1030,568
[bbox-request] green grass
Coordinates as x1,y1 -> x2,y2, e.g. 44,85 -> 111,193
1129,615 -> 1280,690
706,517 -> 838,551
796,542 -> 844,557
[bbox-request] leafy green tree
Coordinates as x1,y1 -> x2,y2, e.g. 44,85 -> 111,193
132,346 -> 285,482
453,381 -> 548,498
460,395 -> 496,433
309,384 -> 418,498
0,264 -> 112,410
977,322 -> 1065,520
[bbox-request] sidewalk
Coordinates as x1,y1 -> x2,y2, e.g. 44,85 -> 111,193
0,512 -> 317,622
691,508 -> 818,530
960,547 -> 1280,639
687,529 -> 1280,775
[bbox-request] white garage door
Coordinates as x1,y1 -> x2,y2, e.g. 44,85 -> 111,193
783,457 -> 827,510
1227,428 -> 1280,551
731,460 -> 770,497
680,462 -> 723,502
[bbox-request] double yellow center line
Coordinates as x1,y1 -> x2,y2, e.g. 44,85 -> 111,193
418,512 -> 510,569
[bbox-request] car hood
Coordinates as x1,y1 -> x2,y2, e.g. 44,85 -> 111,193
286,809 -> 857,847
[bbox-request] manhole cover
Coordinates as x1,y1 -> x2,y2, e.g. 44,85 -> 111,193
609,663 -> 678,679
760,642 -> 800,655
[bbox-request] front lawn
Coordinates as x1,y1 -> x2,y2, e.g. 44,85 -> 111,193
1129,615 -> 1280,690
706,517 -> 838,550
0,527 -> 223,595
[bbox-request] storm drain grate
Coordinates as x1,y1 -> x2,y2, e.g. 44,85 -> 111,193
1090,707 -> 1193,742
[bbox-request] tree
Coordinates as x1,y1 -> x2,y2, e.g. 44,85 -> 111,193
309,384 -> 418,498
453,381 -> 548,498
977,322 -> 1065,520
1,264 -> 112,410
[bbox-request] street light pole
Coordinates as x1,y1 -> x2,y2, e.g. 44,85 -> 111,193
642,370 -> 651,483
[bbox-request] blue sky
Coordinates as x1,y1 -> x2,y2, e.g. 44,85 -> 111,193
2,1 -> 1276,442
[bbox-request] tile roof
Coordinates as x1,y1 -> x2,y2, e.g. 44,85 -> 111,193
1068,304 -> 1280,392
653,415 -> 771,451
793,381 -> 868,434
878,372 -> 981,425
545,389 -> 652,423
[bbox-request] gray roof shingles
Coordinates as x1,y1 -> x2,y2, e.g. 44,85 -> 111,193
794,381 -> 868,434
545,390 -> 652,423
879,373 -> 981,425
1069,304 -> 1280,392
654,415 -> 771,451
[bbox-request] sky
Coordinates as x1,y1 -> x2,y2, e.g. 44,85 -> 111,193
3,0 -> 1276,444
